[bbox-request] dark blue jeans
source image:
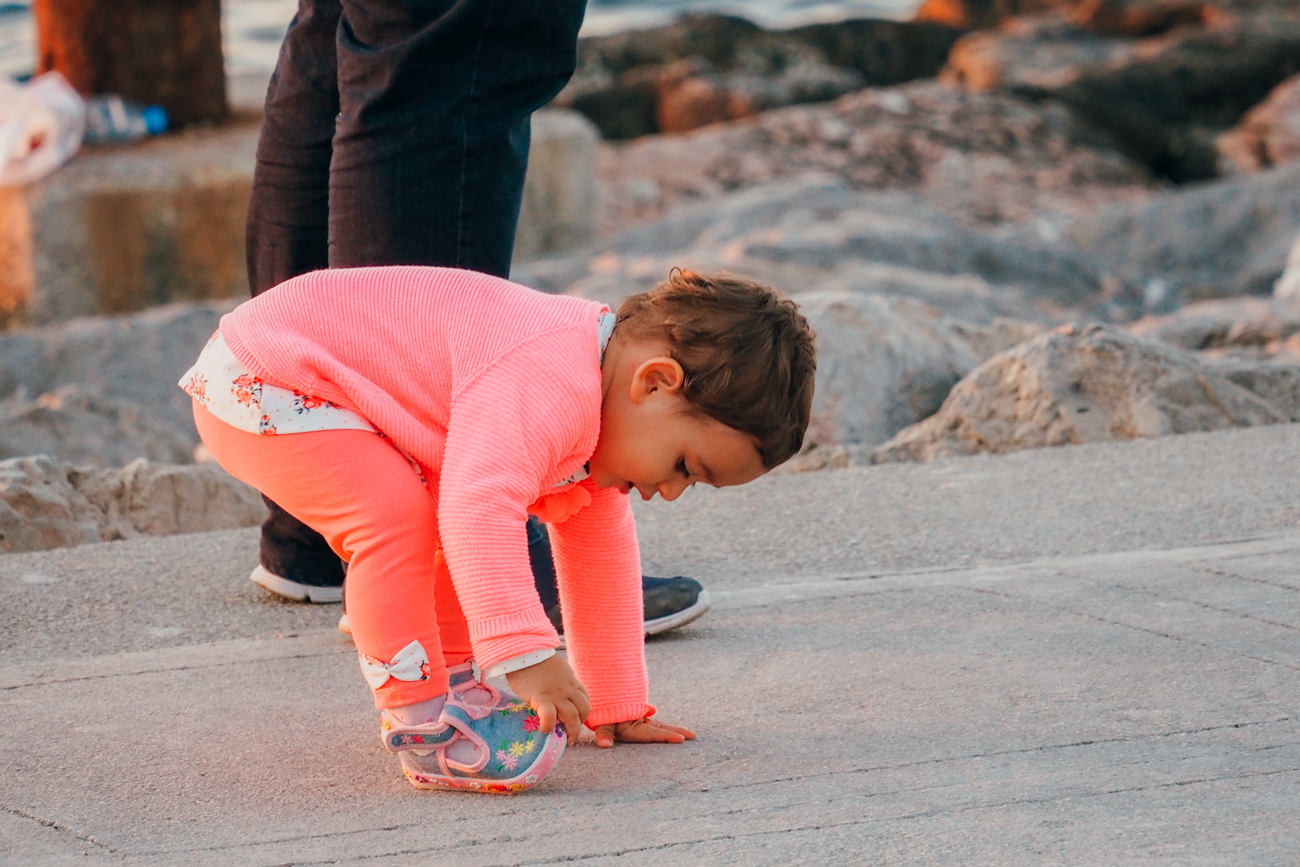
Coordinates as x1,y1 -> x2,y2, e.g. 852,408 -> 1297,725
246,0 -> 587,585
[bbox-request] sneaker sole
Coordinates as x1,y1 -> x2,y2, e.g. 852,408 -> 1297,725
555,589 -> 712,649
645,589 -> 711,636
400,733 -> 566,794
249,564 -> 343,604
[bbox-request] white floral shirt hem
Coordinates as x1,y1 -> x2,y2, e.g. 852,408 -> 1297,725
179,330 -> 377,436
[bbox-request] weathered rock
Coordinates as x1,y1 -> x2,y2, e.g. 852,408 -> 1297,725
1205,357 -> 1300,421
0,384 -> 194,467
521,180 -> 1126,322
1064,160 -> 1300,300
941,12 -> 1300,180
0,300 -> 232,445
556,14 -> 962,138
1217,74 -> 1300,172
652,60 -> 866,134
1274,231 -> 1300,302
916,0 -> 1215,36
772,441 -> 873,474
871,323 -> 1284,463
594,80 -> 1154,235
0,454 -> 266,554
1071,0 -> 1217,35
796,292 -> 1041,449
940,16 -> 1143,92
1129,296 -> 1300,352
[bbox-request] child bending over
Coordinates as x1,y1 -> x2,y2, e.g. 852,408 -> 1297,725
180,266 -> 816,793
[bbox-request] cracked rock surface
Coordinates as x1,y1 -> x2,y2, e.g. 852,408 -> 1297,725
0,455 -> 266,554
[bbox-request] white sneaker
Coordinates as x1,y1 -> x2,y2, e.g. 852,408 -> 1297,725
249,563 -> 343,604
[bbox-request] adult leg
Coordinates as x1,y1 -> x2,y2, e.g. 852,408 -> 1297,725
328,0 -> 586,274
245,0 -> 348,592
246,0 -> 340,292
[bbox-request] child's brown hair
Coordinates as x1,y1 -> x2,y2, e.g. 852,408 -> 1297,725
615,269 -> 816,469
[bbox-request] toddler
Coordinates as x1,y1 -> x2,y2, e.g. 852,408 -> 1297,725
180,266 -> 816,793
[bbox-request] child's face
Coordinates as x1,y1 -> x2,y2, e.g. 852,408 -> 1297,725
590,356 -> 766,501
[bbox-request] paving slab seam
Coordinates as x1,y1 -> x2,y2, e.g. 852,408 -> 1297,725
711,531 -> 1300,611
1063,573 -> 1300,634
961,583 -> 1300,673
0,803 -> 120,854
697,716 -> 1297,796
1186,562 -> 1300,594
228,764 -> 1300,867
0,629 -> 353,691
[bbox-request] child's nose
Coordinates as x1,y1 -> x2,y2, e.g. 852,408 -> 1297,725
658,478 -> 690,502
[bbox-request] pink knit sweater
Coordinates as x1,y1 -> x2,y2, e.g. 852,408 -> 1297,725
221,266 -> 652,726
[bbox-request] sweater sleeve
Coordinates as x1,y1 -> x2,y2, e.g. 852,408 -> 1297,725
548,480 -> 654,726
436,329 -> 601,673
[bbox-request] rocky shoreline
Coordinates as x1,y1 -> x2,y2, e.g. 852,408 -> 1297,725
3,0 -> 1300,552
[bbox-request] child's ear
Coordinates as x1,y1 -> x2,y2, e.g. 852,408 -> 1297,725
629,356 -> 685,402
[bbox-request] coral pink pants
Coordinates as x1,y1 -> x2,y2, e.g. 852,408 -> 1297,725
194,403 -> 466,708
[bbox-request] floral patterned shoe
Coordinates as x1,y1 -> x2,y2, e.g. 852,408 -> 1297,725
380,663 -> 567,794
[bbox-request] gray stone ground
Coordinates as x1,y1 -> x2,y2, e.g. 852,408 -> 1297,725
3,423 -> 1300,865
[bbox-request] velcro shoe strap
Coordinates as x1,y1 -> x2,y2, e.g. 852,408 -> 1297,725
437,702 -> 490,773
382,717 -> 457,754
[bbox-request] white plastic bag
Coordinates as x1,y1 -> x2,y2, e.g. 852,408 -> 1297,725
0,72 -> 86,187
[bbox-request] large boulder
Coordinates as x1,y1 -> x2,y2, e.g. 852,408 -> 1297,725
1217,74 -> 1300,173
0,300 -> 232,445
796,292 -> 1044,449
0,454 -> 265,554
915,0 -> 1214,34
1205,357 -> 1300,421
594,80 -> 1155,235
518,180 -> 1127,323
1063,160 -> 1300,301
0,384 -> 194,466
513,109 -> 601,263
870,323 -> 1284,463
1274,231 -> 1300,303
556,14 -> 963,138
941,12 -> 1300,180
1129,296 -> 1300,353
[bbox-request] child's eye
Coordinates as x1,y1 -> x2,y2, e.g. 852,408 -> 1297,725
676,458 -> 691,479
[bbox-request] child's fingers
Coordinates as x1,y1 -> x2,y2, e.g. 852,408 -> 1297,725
617,720 -> 691,744
533,700 -> 558,734
592,720 -> 696,748
572,689 -> 592,722
647,721 -> 696,741
556,700 -> 583,736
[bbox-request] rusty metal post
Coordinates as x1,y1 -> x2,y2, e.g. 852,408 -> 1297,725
33,0 -> 227,128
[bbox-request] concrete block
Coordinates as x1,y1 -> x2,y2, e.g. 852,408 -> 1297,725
23,122 -> 258,325
514,108 -> 600,263
0,186 -> 34,329
17,107 -> 598,327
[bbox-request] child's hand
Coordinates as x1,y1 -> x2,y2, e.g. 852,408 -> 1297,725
593,717 -> 696,749
505,654 -> 590,736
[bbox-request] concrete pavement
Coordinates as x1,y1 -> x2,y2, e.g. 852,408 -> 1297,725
2,423 -> 1300,865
